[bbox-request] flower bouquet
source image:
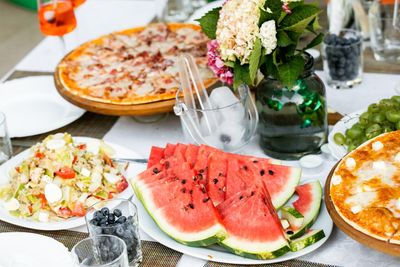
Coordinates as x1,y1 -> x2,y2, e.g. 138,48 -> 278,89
198,0 -> 324,87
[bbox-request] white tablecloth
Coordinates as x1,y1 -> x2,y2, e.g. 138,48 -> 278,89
6,0 -> 400,266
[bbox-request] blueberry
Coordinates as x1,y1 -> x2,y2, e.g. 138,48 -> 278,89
116,225 -> 124,236
93,211 -> 103,220
102,228 -> 112,235
116,216 -> 126,224
108,213 -> 115,223
101,207 -> 109,216
90,219 -> 99,226
113,209 -> 122,217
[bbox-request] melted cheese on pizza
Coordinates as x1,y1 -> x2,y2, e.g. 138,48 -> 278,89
330,130 -> 400,243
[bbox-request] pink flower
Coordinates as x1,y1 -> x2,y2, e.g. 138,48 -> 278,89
282,3 -> 292,14
207,40 -> 234,85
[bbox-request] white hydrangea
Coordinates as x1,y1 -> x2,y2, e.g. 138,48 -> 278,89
216,0 -> 265,64
259,20 -> 277,55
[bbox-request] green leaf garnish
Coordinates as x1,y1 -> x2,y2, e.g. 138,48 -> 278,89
303,33 -> 324,51
233,62 -> 251,89
280,5 -> 321,33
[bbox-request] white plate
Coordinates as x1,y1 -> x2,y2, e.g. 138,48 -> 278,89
134,190 -> 333,265
328,109 -> 365,160
0,76 -> 85,138
0,232 -> 72,267
0,137 -> 146,231
187,0 -> 224,23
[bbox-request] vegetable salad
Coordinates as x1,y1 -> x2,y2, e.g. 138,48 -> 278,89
0,133 -> 129,222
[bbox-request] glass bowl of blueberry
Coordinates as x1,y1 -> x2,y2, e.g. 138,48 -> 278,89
322,29 -> 363,89
85,198 -> 142,267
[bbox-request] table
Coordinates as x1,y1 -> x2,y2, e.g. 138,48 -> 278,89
1,1 -> 400,267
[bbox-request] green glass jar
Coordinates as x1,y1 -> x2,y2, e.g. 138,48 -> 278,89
255,53 -> 328,160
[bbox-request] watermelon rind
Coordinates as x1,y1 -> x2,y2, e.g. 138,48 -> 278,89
132,180 -> 227,247
281,206 -> 304,230
272,167 -> 301,209
289,181 -> 323,240
220,236 -> 290,260
290,229 -> 325,252
280,219 -> 290,229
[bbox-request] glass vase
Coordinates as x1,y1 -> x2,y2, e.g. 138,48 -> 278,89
255,53 -> 328,160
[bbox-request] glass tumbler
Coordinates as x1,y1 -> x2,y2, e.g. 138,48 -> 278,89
369,0 -> 400,62
158,0 -> 192,22
0,112 -> 12,164
71,235 -> 129,267
322,29 -> 363,89
85,199 -> 142,267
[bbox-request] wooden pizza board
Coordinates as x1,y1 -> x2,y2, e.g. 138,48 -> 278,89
325,163 -> 400,256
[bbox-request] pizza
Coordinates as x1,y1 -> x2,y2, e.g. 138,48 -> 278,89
56,23 -> 216,105
330,130 -> 400,244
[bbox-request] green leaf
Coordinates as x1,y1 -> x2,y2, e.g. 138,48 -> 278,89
233,62 -> 251,89
306,16 -> 321,34
281,44 -> 297,58
224,61 -> 235,68
196,7 -> 221,39
288,0 -> 305,10
303,33 -> 324,50
280,5 -> 321,33
277,55 -> 305,86
264,0 -> 282,22
260,55 -> 279,79
277,30 -> 294,47
249,38 -> 262,85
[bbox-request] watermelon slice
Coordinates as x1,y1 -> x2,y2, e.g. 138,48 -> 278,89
147,146 -> 165,168
164,143 -> 177,158
225,157 -> 300,209
281,206 -> 304,231
193,145 -> 218,185
218,184 -> 290,259
184,144 -> 199,168
133,156 -> 226,247
290,229 -> 325,252
288,181 -> 323,239
207,151 -> 227,206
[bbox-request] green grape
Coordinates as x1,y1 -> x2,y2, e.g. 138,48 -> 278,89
385,110 -> 400,123
391,96 -> 400,105
379,99 -> 397,109
346,126 -> 364,139
370,113 -> 386,124
347,144 -> 357,152
368,103 -> 380,113
359,112 -> 370,125
365,123 -> 382,139
333,132 -> 346,145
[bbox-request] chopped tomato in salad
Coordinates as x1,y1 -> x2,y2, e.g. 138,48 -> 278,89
0,133 -> 130,222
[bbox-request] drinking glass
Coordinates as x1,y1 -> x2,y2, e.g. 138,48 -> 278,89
85,199 -> 142,267
158,0 -> 192,22
0,112 -> 12,164
37,0 -> 77,51
322,29 -> 363,89
369,0 -> 400,62
71,235 -> 129,267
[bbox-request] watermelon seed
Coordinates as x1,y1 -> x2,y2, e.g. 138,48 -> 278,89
181,188 -> 186,193
213,178 -> 218,184
189,203 -> 194,209
243,165 -> 248,171
250,191 -> 255,196
239,195 -> 243,200
201,187 -> 206,194
189,190 -> 193,194
181,179 -> 187,184
218,173 -> 223,177
198,173 -> 203,180
286,230 -> 294,235
153,168 -> 159,174
260,170 -> 265,176
253,160 -> 258,163
268,170 -> 274,175
165,161 -> 170,169
203,197 -> 210,203
199,169 -> 204,174
193,176 -> 197,181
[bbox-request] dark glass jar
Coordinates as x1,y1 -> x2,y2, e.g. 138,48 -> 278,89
255,53 -> 328,160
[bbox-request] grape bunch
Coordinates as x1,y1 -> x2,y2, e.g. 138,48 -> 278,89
334,96 -> 400,151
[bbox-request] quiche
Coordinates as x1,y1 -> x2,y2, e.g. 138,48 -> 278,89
56,23 -> 216,105
330,130 -> 400,244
